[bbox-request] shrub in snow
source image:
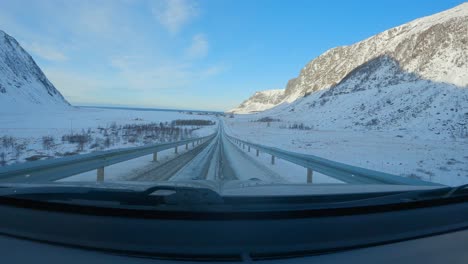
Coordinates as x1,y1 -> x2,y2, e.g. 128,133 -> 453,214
0,152 -> 5,166
104,136 -> 112,148
1,136 -> 15,149
13,143 -> 26,161
62,133 -> 92,151
285,123 -> 313,130
366,118 -> 380,126
42,136 -> 55,150
255,117 -> 280,122
172,119 -> 215,126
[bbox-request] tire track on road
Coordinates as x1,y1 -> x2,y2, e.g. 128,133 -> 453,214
128,138 -> 213,181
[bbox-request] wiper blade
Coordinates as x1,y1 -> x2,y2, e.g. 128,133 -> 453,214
342,185 -> 468,207
442,184 -> 468,198
0,184 -> 224,206
309,187 -> 447,208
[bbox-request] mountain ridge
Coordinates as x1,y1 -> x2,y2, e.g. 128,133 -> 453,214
0,29 -> 69,112
229,89 -> 285,114
260,55 -> 468,139
231,3 -> 467,114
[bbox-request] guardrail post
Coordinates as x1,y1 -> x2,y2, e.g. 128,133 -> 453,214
97,167 -> 104,182
192,141 -> 195,147
256,149 -> 259,157
153,152 -> 158,162
175,146 -> 178,154
248,146 -> 251,152
307,168 -> 313,183
186,143 -> 189,150
243,143 -> 245,149
271,155 -> 275,165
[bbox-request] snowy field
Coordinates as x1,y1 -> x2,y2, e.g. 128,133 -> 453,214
1,106 -> 466,187
223,116 -> 468,186
0,106 -> 217,165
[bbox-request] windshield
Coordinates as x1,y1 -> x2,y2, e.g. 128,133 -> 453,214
0,0 -> 466,201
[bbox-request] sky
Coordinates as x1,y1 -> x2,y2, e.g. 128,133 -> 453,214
0,0 -> 465,111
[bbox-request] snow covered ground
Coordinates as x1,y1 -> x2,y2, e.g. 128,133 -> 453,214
1,105 -> 466,187
0,106 -> 217,165
223,116 -> 468,186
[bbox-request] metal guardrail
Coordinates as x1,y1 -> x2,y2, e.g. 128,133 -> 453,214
0,134 -> 215,183
225,134 -> 441,186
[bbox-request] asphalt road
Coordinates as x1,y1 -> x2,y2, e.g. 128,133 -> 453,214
128,124 -> 284,183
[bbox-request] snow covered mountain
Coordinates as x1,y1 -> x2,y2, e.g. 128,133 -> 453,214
0,30 -> 69,112
264,55 -> 467,139
229,89 -> 285,114
232,3 -> 468,113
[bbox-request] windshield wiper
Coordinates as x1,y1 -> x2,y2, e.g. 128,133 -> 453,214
1,183 -> 467,210
442,184 -> 468,198
334,185 -> 468,207
0,184 -> 224,206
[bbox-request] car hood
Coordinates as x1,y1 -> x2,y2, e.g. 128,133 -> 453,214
0,180 -> 444,197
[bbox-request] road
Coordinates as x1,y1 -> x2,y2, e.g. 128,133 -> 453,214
127,122 -> 286,183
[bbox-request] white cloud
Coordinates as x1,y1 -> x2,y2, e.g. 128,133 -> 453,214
110,55 -> 142,69
43,68 -> 108,103
76,5 -> 115,35
201,64 -> 226,77
151,0 -> 198,34
185,33 -> 209,59
24,42 -> 68,62
109,55 -> 224,91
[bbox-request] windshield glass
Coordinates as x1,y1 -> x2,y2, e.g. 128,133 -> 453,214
0,0 -> 466,202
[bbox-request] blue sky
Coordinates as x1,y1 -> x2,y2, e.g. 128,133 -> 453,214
0,0 -> 464,111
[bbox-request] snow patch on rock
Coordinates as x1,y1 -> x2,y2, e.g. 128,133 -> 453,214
229,89 -> 285,114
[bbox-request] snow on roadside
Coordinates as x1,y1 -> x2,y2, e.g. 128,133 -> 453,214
0,107 -> 218,165
223,117 -> 468,186
223,136 -> 343,184
0,107 -> 217,138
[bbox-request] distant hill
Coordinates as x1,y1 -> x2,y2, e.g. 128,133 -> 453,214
229,89 -> 284,114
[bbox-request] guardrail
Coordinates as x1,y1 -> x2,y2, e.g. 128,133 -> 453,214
0,134 -> 215,183
225,134 -> 441,186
